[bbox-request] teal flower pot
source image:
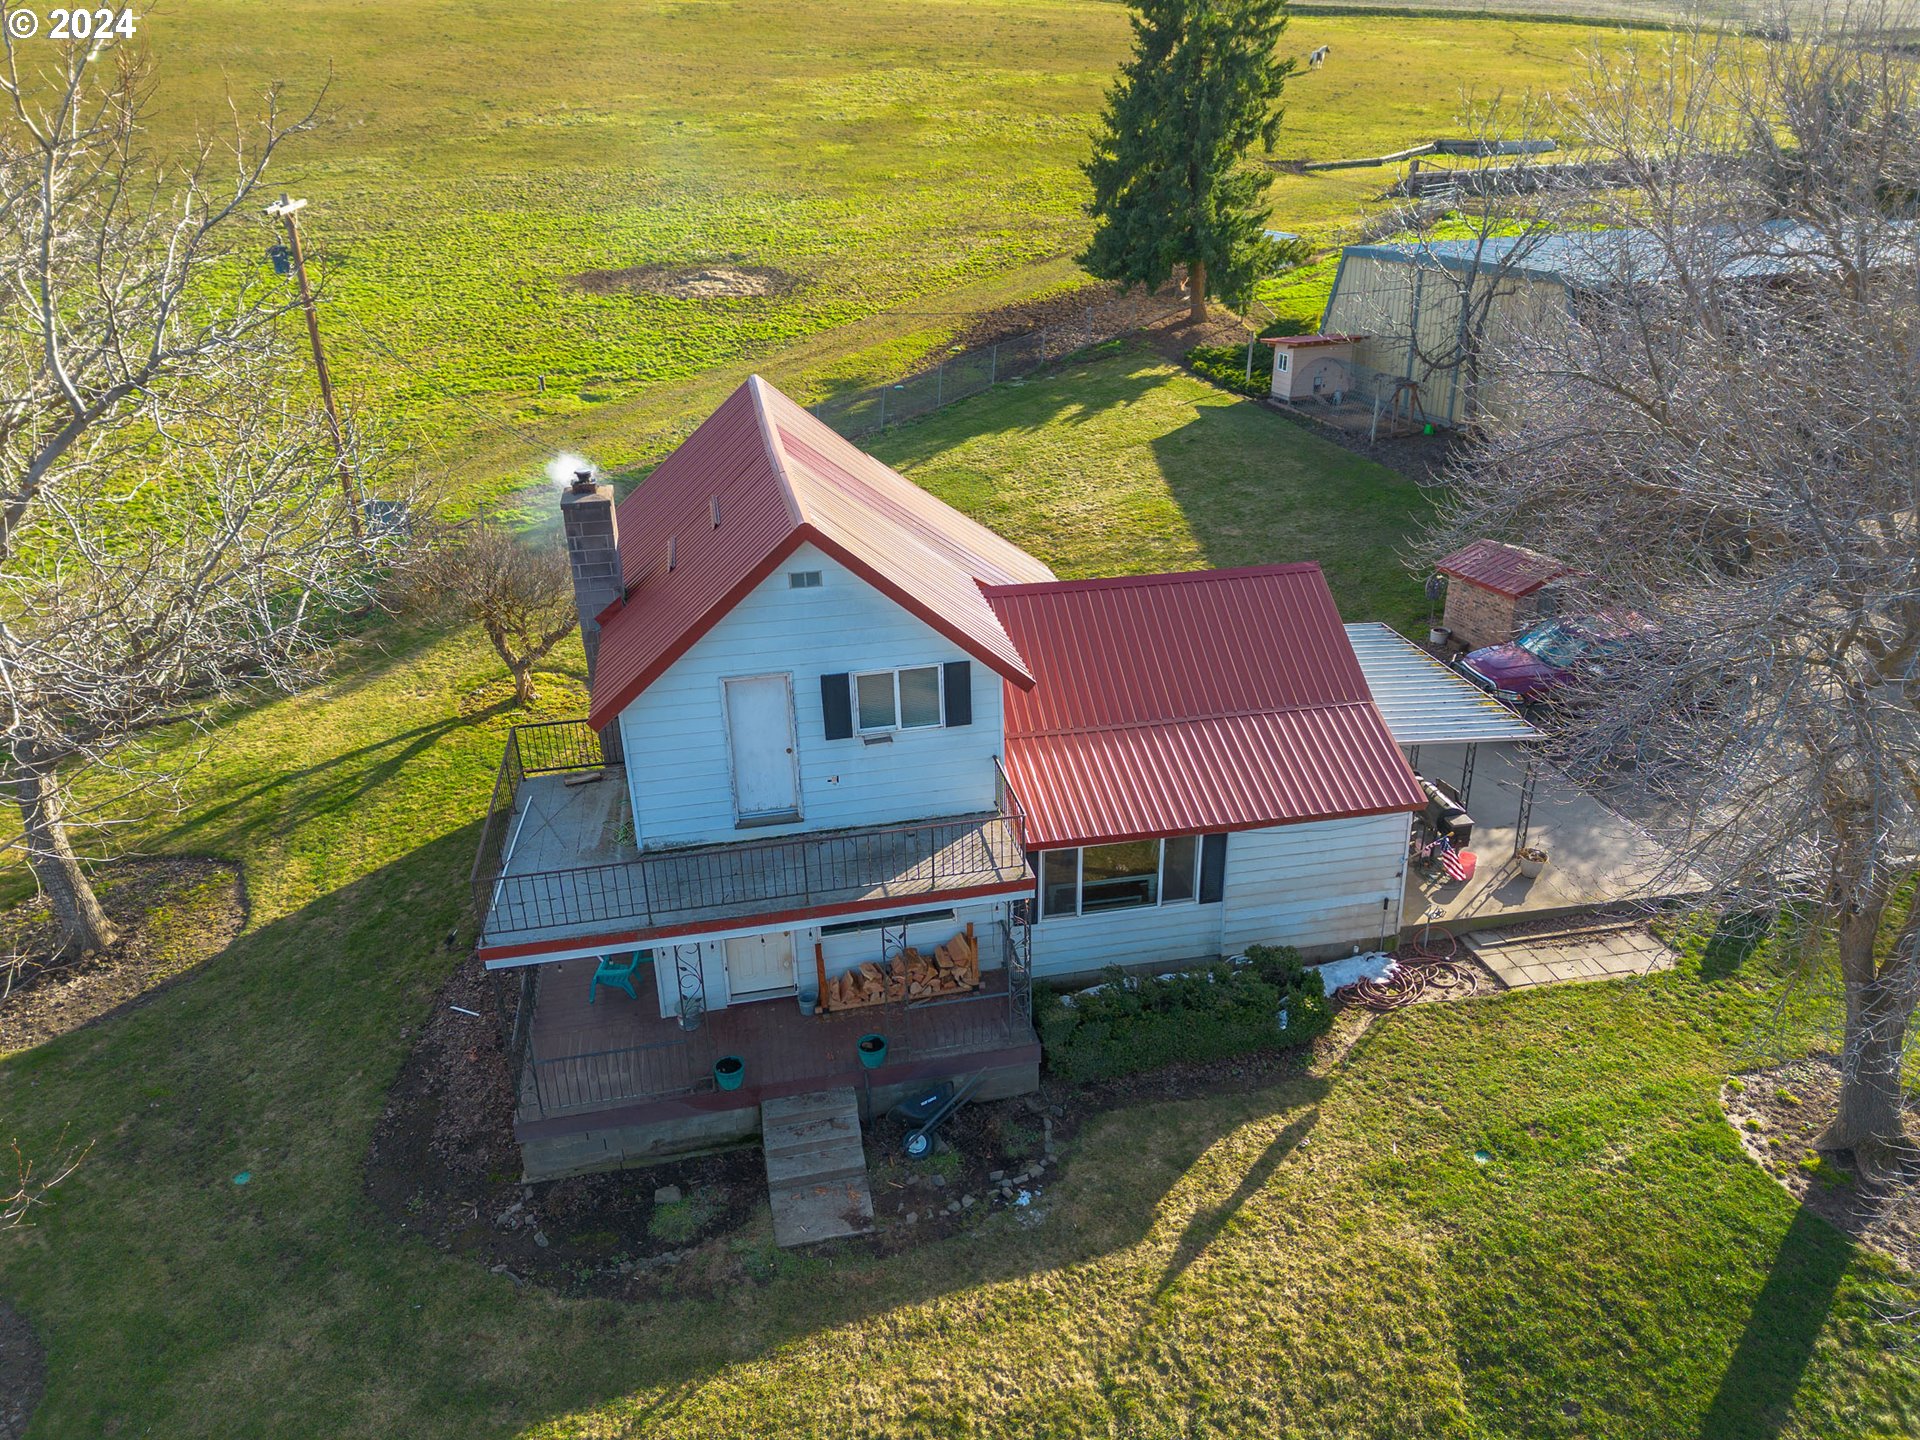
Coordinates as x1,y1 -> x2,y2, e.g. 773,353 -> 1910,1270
714,1055 -> 745,1091
857,1034 -> 888,1070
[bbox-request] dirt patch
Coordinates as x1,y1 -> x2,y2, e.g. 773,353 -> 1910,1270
0,1297 -> 45,1440
0,858 -> 245,1054
371,951 -> 1381,1296
569,260 -> 800,300
932,279 -> 1193,357
1722,1056 -> 1920,1273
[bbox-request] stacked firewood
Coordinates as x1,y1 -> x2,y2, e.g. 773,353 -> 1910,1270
821,924 -> 982,1012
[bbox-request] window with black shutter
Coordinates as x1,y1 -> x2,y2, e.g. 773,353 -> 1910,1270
820,673 -> 853,739
942,660 -> 972,726
1198,833 -> 1228,904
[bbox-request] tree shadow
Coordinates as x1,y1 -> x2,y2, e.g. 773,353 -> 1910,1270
869,341 -> 1179,466
1700,907 -> 1778,981
1150,406 -> 1433,627
164,706 -> 490,846
1153,1100 -> 1323,1298
1697,1205 -> 1854,1439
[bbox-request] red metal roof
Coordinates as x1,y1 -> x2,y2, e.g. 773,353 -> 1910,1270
986,565 -> 1424,848
1435,539 -> 1571,599
588,377 -> 1054,729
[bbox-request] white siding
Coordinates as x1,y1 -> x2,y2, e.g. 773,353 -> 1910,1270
1220,814 -> 1410,955
1030,898 -> 1222,979
646,903 -> 1008,1016
1027,814 -> 1410,980
615,543 -> 1006,848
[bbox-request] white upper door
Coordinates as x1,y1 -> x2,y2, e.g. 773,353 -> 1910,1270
724,674 -> 798,820
725,931 -> 796,999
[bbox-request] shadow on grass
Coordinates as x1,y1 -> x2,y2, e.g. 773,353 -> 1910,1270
1150,408 -> 1433,629
869,341 -> 1175,466
164,707 -> 489,849
1153,1100 -> 1323,1298
1697,1204 -> 1853,1439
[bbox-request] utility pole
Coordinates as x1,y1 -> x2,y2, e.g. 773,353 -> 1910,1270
265,194 -> 362,539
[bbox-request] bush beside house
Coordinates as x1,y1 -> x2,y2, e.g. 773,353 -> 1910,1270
1036,944 -> 1330,1082
1185,341 -> 1275,397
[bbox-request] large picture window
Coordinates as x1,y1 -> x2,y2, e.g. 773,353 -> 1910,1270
1037,834 -> 1224,919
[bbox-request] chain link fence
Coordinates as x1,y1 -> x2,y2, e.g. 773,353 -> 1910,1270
810,299 -> 1188,440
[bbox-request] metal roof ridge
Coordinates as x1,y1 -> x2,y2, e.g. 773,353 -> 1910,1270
744,374 -> 806,527
984,561 -> 1325,599
1011,697 -> 1381,740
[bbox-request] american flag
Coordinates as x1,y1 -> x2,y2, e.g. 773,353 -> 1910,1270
1442,846 -> 1476,883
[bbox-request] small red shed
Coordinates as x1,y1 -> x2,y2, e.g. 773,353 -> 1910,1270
1433,540 -> 1571,650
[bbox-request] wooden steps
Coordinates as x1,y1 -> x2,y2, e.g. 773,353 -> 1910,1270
762,1087 -> 874,1248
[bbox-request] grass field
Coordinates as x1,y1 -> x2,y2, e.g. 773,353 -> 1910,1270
3,355 -> 1918,1439
6,4 -> 1914,1436
132,0 -> 1653,482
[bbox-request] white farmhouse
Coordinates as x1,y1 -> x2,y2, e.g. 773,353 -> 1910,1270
476,376 -> 1435,1178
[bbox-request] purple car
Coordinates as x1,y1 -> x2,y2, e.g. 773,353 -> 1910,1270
1458,616 -> 1638,703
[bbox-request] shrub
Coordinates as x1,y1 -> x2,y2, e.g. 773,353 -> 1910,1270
1185,341 -> 1272,397
1035,944 -> 1330,1083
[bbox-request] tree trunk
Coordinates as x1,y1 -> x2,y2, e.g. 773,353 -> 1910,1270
1187,258 -> 1209,323
13,763 -> 116,955
1821,906 -> 1916,1173
510,660 -> 536,708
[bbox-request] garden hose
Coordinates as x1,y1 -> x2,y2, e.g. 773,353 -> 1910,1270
1346,925 -> 1481,1010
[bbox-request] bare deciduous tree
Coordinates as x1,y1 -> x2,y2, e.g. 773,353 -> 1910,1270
0,37 -> 395,955
1427,5 -> 1920,1169
413,514 -> 577,708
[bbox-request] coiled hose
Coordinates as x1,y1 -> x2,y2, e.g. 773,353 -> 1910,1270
1345,924 -> 1481,1010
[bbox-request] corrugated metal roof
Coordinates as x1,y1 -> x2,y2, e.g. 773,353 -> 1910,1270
588,377 -> 1054,729
1341,220 -> 1915,289
1343,622 -> 1538,746
1262,332 -> 1366,348
1435,538 -> 1569,599
987,566 -> 1425,848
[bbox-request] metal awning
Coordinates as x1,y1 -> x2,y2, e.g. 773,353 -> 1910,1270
1344,622 -> 1539,746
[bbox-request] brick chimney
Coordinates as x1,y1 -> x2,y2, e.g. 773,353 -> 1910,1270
560,468 -> 624,760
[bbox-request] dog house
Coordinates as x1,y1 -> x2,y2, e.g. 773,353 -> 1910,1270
1433,539 -> 1572,650
1263,333 -> 1364,404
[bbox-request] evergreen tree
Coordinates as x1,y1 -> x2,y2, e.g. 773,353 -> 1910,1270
1081,0 -> 1294,322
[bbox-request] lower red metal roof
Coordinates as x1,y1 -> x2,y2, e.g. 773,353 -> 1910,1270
986,566 -> 1424,848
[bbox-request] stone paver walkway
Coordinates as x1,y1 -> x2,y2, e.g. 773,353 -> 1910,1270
1463,923 -> 1676,990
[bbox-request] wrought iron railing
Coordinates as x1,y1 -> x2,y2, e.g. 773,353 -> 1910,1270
521,1028 -> 714,1119
469,719 -> 611,924
483,794 -> 1030,945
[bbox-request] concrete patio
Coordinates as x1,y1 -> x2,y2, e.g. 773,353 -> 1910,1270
1402,744 -> 1692,936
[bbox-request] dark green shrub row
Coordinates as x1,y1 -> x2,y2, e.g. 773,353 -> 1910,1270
1035,944 -> 1331,1083
1186,341 -> 1273,397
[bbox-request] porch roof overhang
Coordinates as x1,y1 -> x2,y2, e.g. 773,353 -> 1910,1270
478,878 -> 1033,968
1344,622 -> 1540,746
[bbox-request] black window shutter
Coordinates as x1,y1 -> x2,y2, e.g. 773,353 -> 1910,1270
820,673 -> 853,740
1199,833 -> 1228,904
943,661 -> 972,726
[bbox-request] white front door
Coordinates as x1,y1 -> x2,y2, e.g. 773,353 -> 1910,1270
725,931 -> 796,999
724,674 -> 798,820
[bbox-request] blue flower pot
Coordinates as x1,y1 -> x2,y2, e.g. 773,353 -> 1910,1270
857,1034 -> 889,1069
714,1055 -> 745,1091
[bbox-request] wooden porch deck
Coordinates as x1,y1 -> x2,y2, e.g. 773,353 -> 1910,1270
515,958 -> 1035,1133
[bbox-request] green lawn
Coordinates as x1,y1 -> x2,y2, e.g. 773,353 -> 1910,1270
3,356 -> 1917,1438
876,344 -> 1436,631
133,0 -> 1648,483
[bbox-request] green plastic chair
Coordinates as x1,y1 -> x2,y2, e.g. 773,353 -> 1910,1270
589,951 -> 644,1005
